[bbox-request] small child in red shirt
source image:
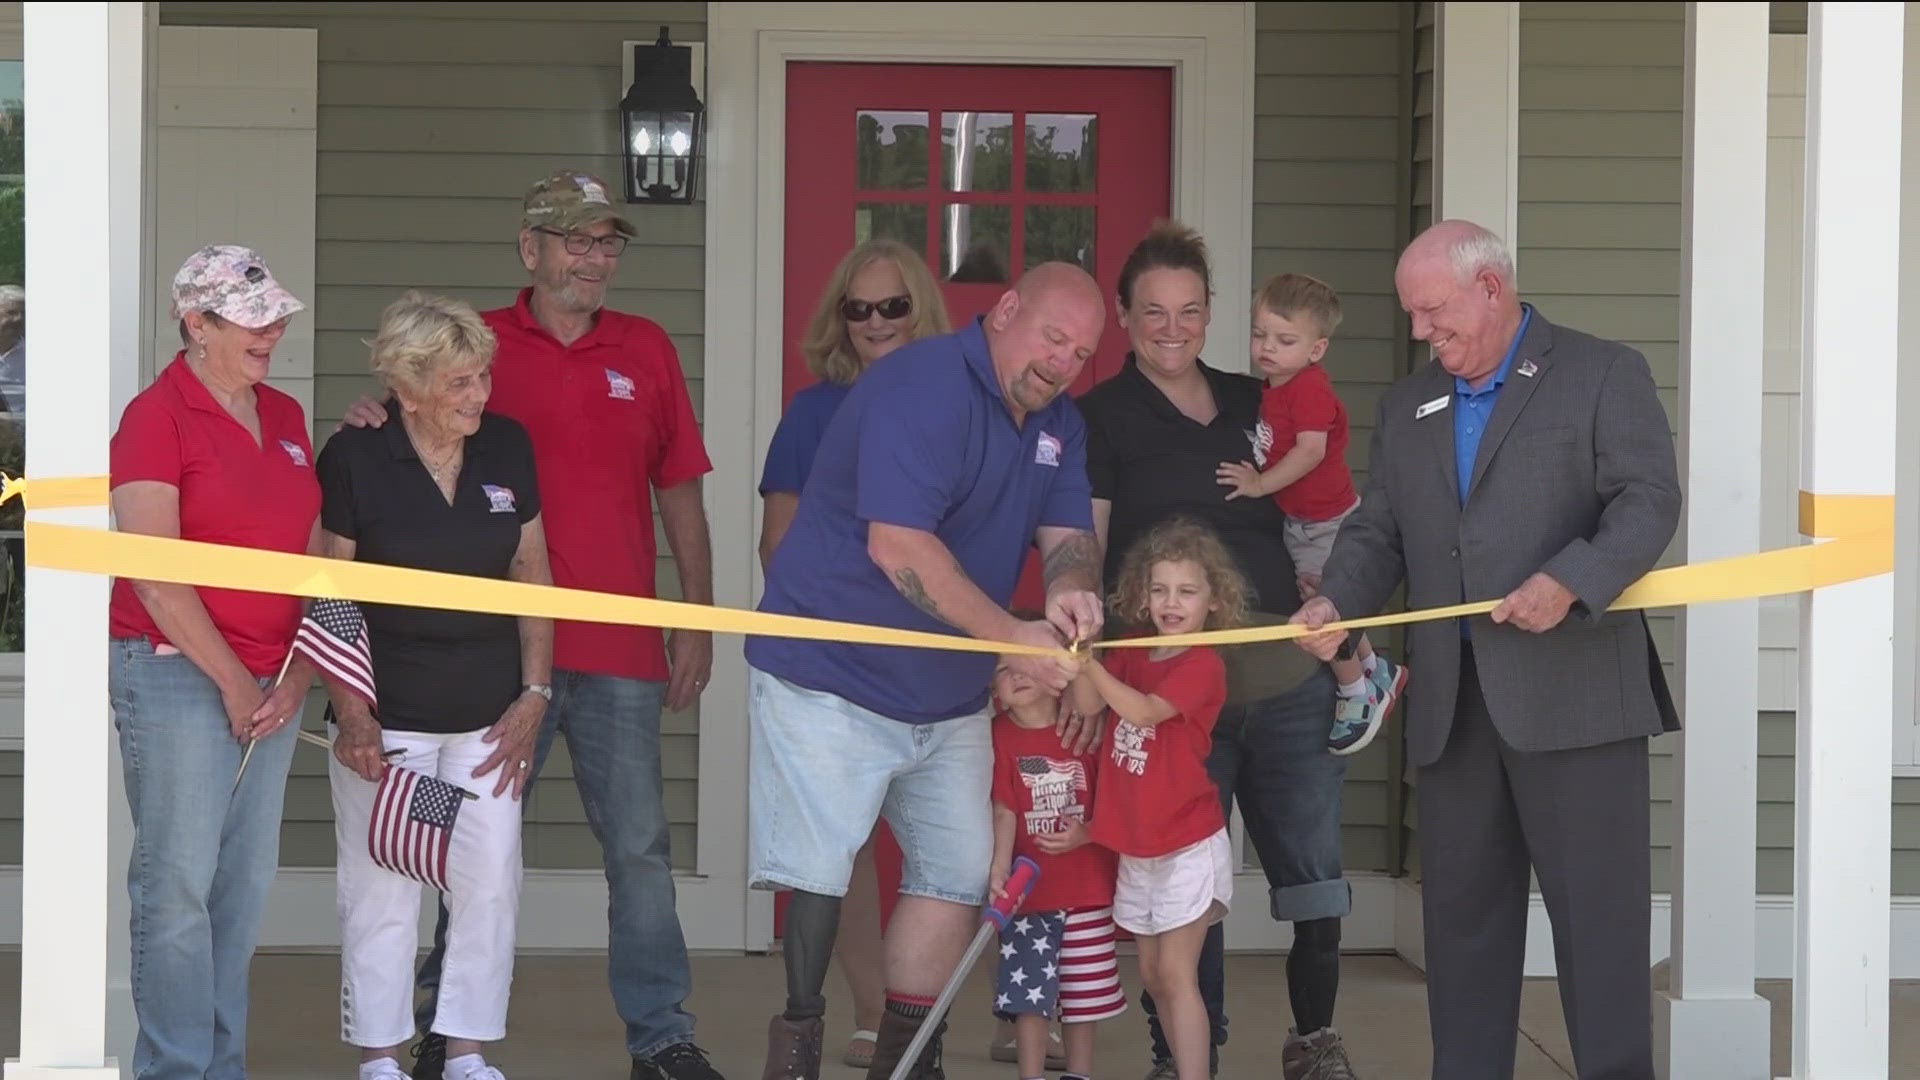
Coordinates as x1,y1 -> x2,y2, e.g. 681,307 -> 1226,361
989,655 -> 1126,1080
1217,272 -> 1408,756
1071,518 -> 1239,1080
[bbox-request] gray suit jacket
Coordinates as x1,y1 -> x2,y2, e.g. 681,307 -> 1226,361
1318,310 -> 1682,767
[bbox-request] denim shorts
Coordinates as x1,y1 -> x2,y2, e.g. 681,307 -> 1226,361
748,666 -> 993,905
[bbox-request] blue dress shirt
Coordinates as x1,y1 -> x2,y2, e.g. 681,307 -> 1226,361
1454,304 -> 1534,504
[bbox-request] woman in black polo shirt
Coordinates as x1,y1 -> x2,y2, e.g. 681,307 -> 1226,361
1075,224 -> 1358,1079
317,291 -> 553,1080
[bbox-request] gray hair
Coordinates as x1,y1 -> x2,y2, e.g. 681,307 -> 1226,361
368,290 -> 497,399
1442,222 -> 1516,288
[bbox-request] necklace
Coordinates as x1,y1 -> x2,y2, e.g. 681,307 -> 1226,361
403,422 -> 463,485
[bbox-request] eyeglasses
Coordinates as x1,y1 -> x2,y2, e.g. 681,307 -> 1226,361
840,294 -> 913,322
534,227 -> 629,257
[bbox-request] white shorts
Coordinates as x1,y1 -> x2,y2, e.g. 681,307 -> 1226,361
1112,828 -> 1232,936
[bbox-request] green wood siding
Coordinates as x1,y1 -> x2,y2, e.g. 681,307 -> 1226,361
1252,1 -> 1413,876
152,0 -> 708,870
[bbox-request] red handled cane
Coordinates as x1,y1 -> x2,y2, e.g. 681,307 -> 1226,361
885,856 -> 1043,1080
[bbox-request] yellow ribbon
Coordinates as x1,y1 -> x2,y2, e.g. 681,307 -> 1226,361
8,475 -> 1895,655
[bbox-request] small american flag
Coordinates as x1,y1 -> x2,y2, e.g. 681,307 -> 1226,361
369,763 -> 466,891
295,598 -> 376,707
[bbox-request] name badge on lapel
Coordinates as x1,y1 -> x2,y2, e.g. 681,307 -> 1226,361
1517,359 -> 1539,378
1415,395 -> 1450,420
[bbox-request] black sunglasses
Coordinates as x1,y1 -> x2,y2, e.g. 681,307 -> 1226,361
840,294 -> 913,322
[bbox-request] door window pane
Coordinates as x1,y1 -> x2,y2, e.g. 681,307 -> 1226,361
0,59 -> 24,652
941,112 -> 1012,193
856,110 -> 930,190
1024,206 -> 1095,273
1026,113 -> 1097,193
942,204 -> 1011,283
855,202 -> 928,260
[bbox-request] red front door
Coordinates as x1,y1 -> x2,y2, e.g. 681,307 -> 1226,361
774,63 -> 1173,933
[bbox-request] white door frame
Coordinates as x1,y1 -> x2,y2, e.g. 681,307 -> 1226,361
702,0 -> 1258,951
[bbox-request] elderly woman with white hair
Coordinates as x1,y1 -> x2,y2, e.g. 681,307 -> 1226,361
317,291 -> 553,1080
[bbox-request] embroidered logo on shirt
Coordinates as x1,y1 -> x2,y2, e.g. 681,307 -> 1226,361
1035,431 -> 1062,467
1110,721 -> 1155,776
481,484 -> 516,513
605,368 -> 635,401
278,439 -> 308,467
1250,421 -> 1274,469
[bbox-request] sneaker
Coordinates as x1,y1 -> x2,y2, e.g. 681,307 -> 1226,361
634,1042 -> 728,1080
1282,1027 -> 1358,1080
361,1059 -> 411,1080
865,1013 -> 945,1080
1142,1060 -> 1178,1080
1327,692 -> 1382,756
445,1061 -> 505,1080
408,1035 -> 445,1080
988,1018 -> 1067,1069
1366,654 -> 1407,725
761,1015 -> 823,1080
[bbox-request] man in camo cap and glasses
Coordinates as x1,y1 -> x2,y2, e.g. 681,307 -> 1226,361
341,171 -> 721,1080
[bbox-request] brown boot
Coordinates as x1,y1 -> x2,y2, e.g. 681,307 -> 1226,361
864,1011 -> 947,1080
762,1014 -> 824,1080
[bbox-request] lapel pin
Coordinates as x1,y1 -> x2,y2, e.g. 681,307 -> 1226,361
1517,358 -> 1539,379
1415,395 -> 1450,420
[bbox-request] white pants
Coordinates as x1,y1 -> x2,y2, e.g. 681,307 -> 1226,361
331,727 -> 524,1047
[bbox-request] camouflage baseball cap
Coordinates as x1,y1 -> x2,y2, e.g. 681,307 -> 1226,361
169,245 -> 305,328
521,170 -> 637,237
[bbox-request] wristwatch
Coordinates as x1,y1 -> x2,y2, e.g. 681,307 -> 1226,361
523,683 -> 553,701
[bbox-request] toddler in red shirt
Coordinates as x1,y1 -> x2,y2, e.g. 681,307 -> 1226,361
1071,519 -> 1240,1080
1217,272 -> 1409,757
989,657 -> 1126,1080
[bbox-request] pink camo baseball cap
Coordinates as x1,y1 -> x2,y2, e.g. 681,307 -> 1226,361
169,245 -> 306,328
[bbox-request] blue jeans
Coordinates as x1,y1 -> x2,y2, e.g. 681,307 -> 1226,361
416,670 -> 694,1058
110,638 -> 299,1080
1143,669 -> 1348,1064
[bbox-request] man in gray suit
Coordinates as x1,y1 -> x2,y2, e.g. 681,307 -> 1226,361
1293,220 -> 1680,1080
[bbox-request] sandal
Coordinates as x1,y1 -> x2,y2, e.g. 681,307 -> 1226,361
843,1029 -> 878,1069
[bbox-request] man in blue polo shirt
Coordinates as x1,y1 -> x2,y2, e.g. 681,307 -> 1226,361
747,263 -> 1107,1080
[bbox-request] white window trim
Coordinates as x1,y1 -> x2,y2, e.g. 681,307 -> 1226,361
704,0 -> 1257,950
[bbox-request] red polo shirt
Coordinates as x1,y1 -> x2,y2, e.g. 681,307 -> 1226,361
483,290 -> 712,682
108,355 -> 321,677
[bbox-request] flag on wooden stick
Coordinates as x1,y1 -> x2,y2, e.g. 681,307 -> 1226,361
368,762 -> 467,891
294,598 -> 377,707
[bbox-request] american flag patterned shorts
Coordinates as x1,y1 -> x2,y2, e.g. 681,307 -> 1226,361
992,906 -> 1128,1024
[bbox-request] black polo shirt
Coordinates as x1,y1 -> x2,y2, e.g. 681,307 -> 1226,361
1076,355 -> 1321,703
317,407 -> 541,734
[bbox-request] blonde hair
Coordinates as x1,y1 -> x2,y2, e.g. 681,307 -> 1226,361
368,291 -> 497,399
800,241 -> 951,385
1109,518 -> 1251,633
1254,273 -> 1344,339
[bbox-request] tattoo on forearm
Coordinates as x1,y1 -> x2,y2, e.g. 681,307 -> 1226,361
1042,530 -> 1102,590
891,567 -> 942,619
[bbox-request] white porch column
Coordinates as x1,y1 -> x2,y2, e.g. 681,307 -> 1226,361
1433,1 -> 1519,249
1657,5 -> 1772,1078
1793,4 -> 1901,1078
5,5 -> 145,1080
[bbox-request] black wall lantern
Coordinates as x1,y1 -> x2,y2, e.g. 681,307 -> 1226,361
620,27 -> 704,204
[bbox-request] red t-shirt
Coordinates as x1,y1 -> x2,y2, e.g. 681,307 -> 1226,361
992,714 -> 1118,912
1255,364 -> 1356,522
1089,646 -> 1228,858
484,291 -> 713,681
108,356 -> 321,677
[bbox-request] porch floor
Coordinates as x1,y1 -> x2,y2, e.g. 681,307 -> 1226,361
3,952 -> 1916,1078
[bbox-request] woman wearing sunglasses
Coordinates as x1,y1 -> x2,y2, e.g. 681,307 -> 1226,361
756,239 -> 950,1070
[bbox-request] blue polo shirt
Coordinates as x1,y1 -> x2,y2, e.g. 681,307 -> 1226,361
746,318 -> 1095,724
1454,304 -> 1533,503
